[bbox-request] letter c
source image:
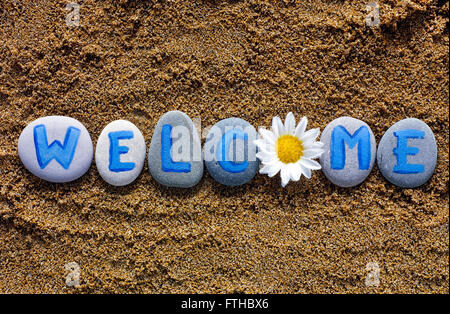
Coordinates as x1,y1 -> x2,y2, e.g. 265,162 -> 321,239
217,129 -> 249,173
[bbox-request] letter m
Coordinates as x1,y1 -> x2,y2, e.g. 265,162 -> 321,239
330,125 -> 371,170
33,124 -> 81,169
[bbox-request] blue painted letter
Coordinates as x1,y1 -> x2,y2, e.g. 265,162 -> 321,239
161,124 -> 191,173
108,131 -> 135,172
331,125 -> 371,170
33,124 -> 81,170
393,129 -> 425,174
217,129 -> 249,173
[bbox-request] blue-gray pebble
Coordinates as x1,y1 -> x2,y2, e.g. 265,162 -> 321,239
377,118 -> 437,188
319,116 -> 376,187
148,111 -> 203,188
204,118 -> 259,186
18,116 -> 93,183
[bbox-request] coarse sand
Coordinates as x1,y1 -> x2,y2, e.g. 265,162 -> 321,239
0,0 -> 448,293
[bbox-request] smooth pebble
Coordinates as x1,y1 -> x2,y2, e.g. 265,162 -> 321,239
95,120 -> 146,186
148,111 -> 203,188
18,116 -> 93,183
204,118 -> 259,186
320,116 -> 376,187
377,118 -> 437,188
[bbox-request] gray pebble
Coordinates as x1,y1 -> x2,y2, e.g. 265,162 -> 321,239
95,120 -> 146,186
320,117 -> 376,187
18,116 -> 93,183
204,118 -> 259,186
377,118 -> 437,188
148,111 -> 203,188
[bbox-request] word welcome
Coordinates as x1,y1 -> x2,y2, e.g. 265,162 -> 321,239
17,112 -> 437,188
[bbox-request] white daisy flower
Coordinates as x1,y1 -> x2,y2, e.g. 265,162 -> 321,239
254,112 -> 324,187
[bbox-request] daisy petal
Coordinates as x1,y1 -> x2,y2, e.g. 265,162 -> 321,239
272,116 -> 285,137
259,128 -> 276,144
260,161 -> 282,177
302,148 -> 324,159
280,166 -> 291,187
299,162 -> 312,179
288,163 -> 301,181
300,128 -> 320,143
254,139 -> 274,152
256,144 -> 276,157
300,158 -> 322,170
295,117 -> 308,138
259,164 -> 270,173
284,112 -> 296,134
268,165 -> 282,177
310,141 -> 324,149
256,150 -> 276,162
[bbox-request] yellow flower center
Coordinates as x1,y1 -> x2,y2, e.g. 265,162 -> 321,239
276,135 -> 304,164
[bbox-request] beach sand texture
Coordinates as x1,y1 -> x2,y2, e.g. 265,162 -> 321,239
0,0 -> 448,293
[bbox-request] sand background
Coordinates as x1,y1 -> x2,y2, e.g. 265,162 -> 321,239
0,0 -> 448,293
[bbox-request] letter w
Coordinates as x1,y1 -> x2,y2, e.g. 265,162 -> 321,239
33,124 -> 81,169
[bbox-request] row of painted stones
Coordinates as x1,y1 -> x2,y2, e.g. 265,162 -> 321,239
17,111 -> 437,188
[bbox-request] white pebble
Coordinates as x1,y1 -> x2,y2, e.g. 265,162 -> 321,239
18,116 -> 93,183
95,120 -> 146,186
